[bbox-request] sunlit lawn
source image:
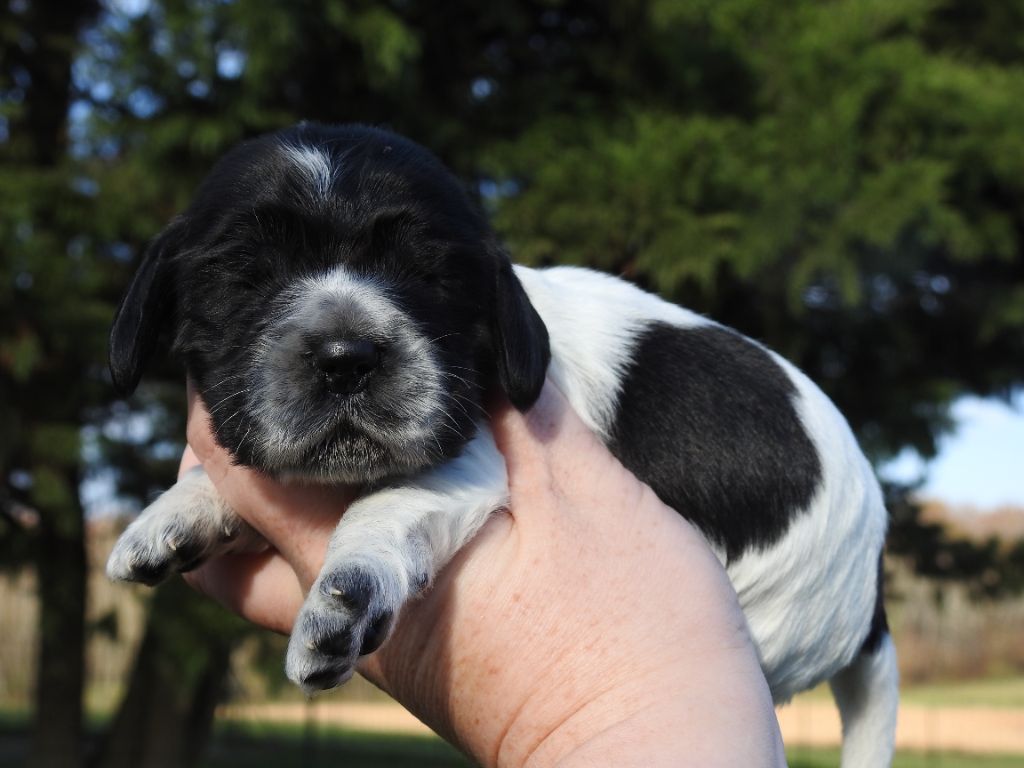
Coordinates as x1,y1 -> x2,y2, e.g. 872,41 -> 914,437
900,676 -> 1024,709
1,715 -> 1024,767
201,723 -> 1024,768
788,746 -> 1024,767
203,723 -> 472,768
789,675 -> 1024,709
6,678 -> 1024,768
195,675 -> 1024,767
204,724 -> 1024,768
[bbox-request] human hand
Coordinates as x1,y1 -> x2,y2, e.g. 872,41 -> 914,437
183,380 -> 785,767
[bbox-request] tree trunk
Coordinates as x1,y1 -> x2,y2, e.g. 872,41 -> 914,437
8,3 -> 104,766
90,582 -> 236,768
29,491 -> 87,768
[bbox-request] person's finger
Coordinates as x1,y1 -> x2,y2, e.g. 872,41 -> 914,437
185,378 -> 220,463
495,380 -> 622,468
491,380 -> 645,524
489,380 -> 592,502
183,550 -> 305,635
178,445 -> 201,478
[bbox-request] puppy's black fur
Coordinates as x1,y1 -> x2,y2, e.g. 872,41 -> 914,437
609,322 -> 822,561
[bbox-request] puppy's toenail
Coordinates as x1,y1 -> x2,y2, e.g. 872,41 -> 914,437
319,571 -> 373,611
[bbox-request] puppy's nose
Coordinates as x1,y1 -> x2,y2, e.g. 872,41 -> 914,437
311,339 -> 381,395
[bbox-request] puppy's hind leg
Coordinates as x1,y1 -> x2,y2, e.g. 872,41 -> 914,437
106,465 -> 267,586
829,632 -> 899,768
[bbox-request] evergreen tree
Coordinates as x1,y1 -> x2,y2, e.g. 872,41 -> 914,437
3,1 -> 1023,764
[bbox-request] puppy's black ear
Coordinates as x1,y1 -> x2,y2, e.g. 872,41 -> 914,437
109,220 -> 183,395
492,261 -> 550,411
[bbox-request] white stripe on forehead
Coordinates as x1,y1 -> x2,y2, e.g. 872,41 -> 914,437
280,141 -> 337,198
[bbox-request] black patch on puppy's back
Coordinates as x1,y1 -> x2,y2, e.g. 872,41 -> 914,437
607,322 -> 822,562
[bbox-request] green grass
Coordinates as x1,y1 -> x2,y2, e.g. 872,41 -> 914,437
2,714 -> 1024,767
790,675 -> 1024,709
788,747 -> 1024,767
203,723 -> 472,768
206,725 -> 1024,768
900,676 -> 1024,709
205,727 -> 1024,768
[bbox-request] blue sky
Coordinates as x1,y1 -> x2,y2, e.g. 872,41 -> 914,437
882,395 -> 1024,509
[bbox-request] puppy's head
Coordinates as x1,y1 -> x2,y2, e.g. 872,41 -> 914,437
110,123 -> 549,482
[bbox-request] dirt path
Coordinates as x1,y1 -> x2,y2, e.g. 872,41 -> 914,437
776,700 -> 1024,754
220,700 -> 1024,755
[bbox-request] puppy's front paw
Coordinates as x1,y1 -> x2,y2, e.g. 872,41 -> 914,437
106,507 -> 241,586
286,563 -> 404,694
106,467 -> 263,586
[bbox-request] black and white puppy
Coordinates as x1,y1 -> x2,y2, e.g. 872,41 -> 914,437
107,123 -> 897,767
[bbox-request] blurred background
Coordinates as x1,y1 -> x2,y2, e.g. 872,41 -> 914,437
2,0 -> 1024,766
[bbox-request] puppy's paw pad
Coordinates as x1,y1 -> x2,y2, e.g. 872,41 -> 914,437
287,629 -> 356,693
301,618 -> 354,658
360,609 -> 393,656
297,666 -> 353,696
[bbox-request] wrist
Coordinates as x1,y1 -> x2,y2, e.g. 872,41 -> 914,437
361,511 -> 783,768
522,666 -> 785,768
492,638 -> 783,767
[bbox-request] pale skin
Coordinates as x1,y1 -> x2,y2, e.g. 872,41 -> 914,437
181,380 -> 786,767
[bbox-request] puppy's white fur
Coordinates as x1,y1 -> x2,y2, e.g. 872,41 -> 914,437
830,634 -> 899,766
514,266 -> 710,437
107,466 -> 266,583
279,143 -> 337,198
